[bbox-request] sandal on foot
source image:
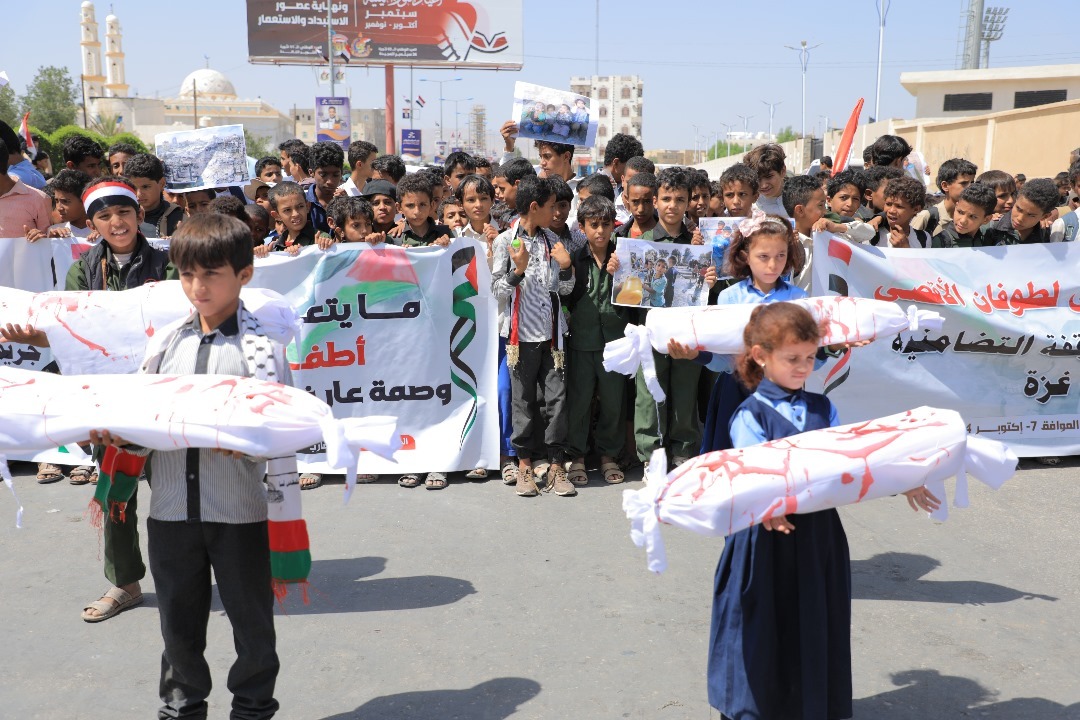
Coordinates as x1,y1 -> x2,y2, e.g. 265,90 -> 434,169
68,466 -> 94,486
398,474 -> 422,488
300,473 -> 322,490
500,463 -> 519,486
424,472 -> 448,490
465,467 -> 488,481
568,462 -> 589,487
36,463 -> 64,484
357,474 -> 378,483
88,468 -> 99,484
82,587 -> 143,623
601,461 -> 625,484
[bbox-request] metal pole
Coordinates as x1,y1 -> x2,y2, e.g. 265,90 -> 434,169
761,101 -> 781,140
328,2 -> 334,98
409,66 -> 414,130
385,66 -> 395,154
595,0 -> 600,75
874,0 -> 890,121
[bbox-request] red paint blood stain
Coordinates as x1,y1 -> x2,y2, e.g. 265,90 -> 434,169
145,322 -> 155,337
53,315 -> 110,357
841,472 -> 855,484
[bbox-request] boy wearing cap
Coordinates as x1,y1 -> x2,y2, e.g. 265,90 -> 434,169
1,175 -> 177,622
361,179 -> 400,236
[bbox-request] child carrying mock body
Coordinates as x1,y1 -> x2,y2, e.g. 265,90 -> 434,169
565,196 -> 630,486
704,302 -> 939,720
90,213 -> 295,719
491,176 -> 577,497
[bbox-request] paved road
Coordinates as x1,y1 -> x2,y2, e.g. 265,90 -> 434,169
1,458 -> 1077,719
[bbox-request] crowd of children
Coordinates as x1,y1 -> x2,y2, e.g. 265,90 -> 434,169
3,115 -> 1079,718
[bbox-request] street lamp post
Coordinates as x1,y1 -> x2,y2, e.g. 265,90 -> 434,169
873,0 -> 891,122
418,76 -> 462,146
442,96 -> 473,151
717,121 -> 733,158
691,123 -> 701,164
785,39 -> 821,172
736,114 -> 754,141
761,100 -> 781,140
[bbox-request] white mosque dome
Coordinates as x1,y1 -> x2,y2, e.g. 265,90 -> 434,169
179,68 -> 237,98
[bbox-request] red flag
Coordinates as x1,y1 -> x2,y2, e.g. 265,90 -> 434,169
19,112 -> 35,157
831,98 -> 864,176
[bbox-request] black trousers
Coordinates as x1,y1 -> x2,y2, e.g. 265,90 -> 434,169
148,518 -> 280,720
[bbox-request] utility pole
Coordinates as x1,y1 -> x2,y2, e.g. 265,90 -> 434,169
874,0 -> 890,121
761,100 -> 781,140
785,39 -> 821,172
327,1 -> 334,98
736,114 -> 754,140
717,121 -> 733,158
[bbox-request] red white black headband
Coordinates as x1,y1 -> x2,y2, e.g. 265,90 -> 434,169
82,182 -> 140,219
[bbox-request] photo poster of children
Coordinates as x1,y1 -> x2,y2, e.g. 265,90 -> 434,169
316,96 -> 351,151
511,82 -> 597,147
698,218 -> 736,280
610,239 -> 714,309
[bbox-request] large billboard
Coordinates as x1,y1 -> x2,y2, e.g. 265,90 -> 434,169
247,1 -> 523,69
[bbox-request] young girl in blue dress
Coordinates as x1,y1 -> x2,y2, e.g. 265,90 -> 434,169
704,302 -> 940,719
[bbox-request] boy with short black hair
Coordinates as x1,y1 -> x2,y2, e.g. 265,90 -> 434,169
371,154 -> 407,184
491,176 -> 576,497
265,181 -> 316,251
858,165 -> 904,223
976,169 -> 1017,221
1054,162 -> 1080,243
360,179 -> 399,234
491,156 -> 537,230
278,139 -> 310,185
443,151 -> 478,193
744,143 -> 788,217
614,171 -> 659,239
209,194 -> 249,224
874,176 -> 929,248
255,156 -> 283,184
95,212 -> 292,718
784,174 -> 875,290
305,141 -> 344,233
473,156 -> 493,180
123,153 -> 184,237
394,173 -> 452,247
912,158 -> 977,235
868,134 -> 912,168
455,174 -> 498,244
44,169 -> 92,237
825,169 -> 864,222
547,174 -> 586,253
325,195 -> 381,244
243,203 -> 271,245
180,188 -> 215,216
575,172 -> 616,204
717,164 -> 759,217
935,182 -> 1000,248
535,141 -> 578,188
687,169 -> 713,226
106,142 -> 139,175
988,177 -> 1060,244
602,133 -> 645,220
62,135 -> 104,177
437,197 -> 467,231
565,195 -> 629,486
340,140 -> 378,196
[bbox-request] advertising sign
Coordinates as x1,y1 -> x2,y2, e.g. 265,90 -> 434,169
316,96 -> 351,150
401,129 -> 422,157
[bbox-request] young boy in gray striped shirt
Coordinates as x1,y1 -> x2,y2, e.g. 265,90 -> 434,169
491,176 -> 577,498
92,213 -> 287,719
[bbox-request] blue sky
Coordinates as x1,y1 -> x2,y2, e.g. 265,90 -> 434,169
5,1 -> 1075,152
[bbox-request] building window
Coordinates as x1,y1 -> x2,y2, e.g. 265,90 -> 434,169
598,126 -> 607,137
943,93 -> 992,112
599,87 -> 608,100
621,86 -> 631,99
1014,89 -> 1067,109
621,125 -> 630,135
621,106 -> 630,117
599,105 -> 608,117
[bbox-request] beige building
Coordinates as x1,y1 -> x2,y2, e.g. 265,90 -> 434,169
570,75 -> 643,162
901,64 -> 1080,120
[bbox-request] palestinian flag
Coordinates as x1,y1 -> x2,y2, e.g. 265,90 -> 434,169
449,246 -> 479,445
88,445 -> 146,528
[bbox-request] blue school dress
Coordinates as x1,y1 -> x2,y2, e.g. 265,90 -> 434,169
707,379 -> 852,720
697,278 -> 808,454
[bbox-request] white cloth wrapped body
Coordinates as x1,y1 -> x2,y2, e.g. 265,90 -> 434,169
0,283 -> 299,375
623,406 -> 1016,572
0,367 -> 399,478
603,297 -> 944,402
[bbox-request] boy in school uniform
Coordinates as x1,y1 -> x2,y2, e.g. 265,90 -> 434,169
90,213 -> 291,719
305,141 -> 345,233
565,196 -> 629,486
934,182 -> 1002,248
744,144 -> 788,217
491,176 -> 577,497
338,141 -> 378,196
264,181 -> 317,252
824,169 -> 865,223
717,164 -> 759,218
547,175 -> 587,254
360,179 -> 400,236
623,168 -> 711,469
987,177 -> 1061,245
613,171 -> 659,240
912,158 -> 977,236
255,156 -> 283,184
124,153 -> 184,238
873,176 -> 931,248
394,174 -> 453,248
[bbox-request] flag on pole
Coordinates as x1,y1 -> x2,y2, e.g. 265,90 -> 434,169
832,98 -> 864,176
0,71 -> 9,88
416,95 -> 426,108
403,96 -> 412,105
19,112 -> 35,158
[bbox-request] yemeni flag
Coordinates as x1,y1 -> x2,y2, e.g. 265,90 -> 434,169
416,95 -> 426,108
19,112 -> 35,158
449,246 -> 479,445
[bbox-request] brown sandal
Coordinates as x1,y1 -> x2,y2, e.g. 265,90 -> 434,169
36,463 -> 64,484
568,462 -> 589,486
601,461 -> 625,484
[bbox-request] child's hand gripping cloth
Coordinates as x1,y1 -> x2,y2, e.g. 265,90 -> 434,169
603,297 -> 945,402
622,407 -> 1017,572
0,283 -> 299,375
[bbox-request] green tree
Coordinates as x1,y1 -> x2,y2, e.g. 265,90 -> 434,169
20,66 -> 78,134
0,85 -> 19,127
706,141 -> 751,161
775,126 -> 800,143
244,129 -> 273,160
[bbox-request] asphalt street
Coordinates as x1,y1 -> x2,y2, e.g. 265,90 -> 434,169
1,457 -> 1077,719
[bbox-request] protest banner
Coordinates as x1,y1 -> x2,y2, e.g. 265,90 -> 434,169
610,239 -> 712,309
316,96 -> 351,150
155,125 -> 250,192
247,0 -> 524,69
511,82 -> 597,148
811,234 -> 1080,457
